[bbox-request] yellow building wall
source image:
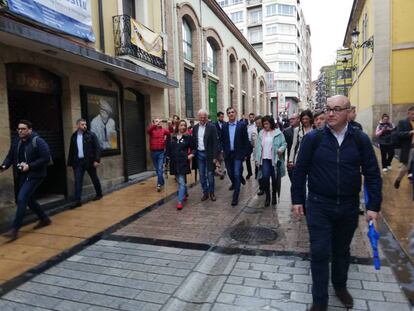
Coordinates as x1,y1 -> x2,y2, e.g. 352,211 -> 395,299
357,63 -> 374,111
148,1 -> 163,33
392,50 -> 414,105
392,0 -> 414,44
90,0 -> 100,51
102,1 -> 119,57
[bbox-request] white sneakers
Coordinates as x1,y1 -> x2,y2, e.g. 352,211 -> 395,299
382,168 -> 388,172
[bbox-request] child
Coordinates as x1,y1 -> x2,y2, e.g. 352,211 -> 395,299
166,120 -> 194,210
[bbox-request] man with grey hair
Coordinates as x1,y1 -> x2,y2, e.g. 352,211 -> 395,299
91,99 -> 117,150
292,95 -> 381,311
192,109 -> 219,201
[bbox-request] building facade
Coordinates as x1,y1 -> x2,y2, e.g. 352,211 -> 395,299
335,49 -> 352,97
315,65 -> 336,109
344,0 -> 414,136
217,0 -> 312,116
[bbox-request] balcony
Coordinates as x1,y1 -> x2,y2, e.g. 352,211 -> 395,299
113,15 -> 166,70
247,0 -> 262,7
247,18 -> 262,27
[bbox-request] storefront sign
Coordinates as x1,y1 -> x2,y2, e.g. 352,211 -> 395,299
3,0 -> 95,42
130,18 -> 163,58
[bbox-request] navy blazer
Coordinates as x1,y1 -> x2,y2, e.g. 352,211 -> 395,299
221,121 -> 250,161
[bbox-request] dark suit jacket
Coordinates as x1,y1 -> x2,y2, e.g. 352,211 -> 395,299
283,126 -> 294,160
221,121 -> 250,161
192,122 -> 219,171
68,130 -> 101,167
397,118 -> 414,164
214,121 -> 225,151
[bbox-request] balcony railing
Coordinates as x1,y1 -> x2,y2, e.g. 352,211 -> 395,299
113,15 -> 166,70
247,0 -> 262,6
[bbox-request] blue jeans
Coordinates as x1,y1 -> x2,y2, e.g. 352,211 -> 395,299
73,161 -> 102,202
197,151 -> 215,194
306,195 -> 359,306
225,152 -> 243,200
151,150 -> 165,186
177,174 -> 187,203
261,159 -> 276,196
13,175 -> 48,230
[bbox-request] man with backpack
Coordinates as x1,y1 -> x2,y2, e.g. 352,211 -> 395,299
1,120 -> 52,241
393,106 -> 414,189
291,95 -> 382,311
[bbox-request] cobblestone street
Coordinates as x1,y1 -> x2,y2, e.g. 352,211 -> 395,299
0,175 -> 412,310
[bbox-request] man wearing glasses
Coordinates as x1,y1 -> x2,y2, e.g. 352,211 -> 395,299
291,95 -> 382,311
1,120 -> 52,241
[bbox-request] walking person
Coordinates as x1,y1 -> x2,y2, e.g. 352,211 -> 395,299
246,113 -> 257,180
214,111 -> 226,179
313,110 -> 326,130
147,118 -> 171,192
292,95 -> 382,311
222,107 -> 250,206
166,120 -> 194,210
255,116 -> 287,207
283,113 -> 299,181
348,105 -> 363,131
288,110 -> 314,170
68,119 -> 103,207
375,113 -> 395,172
192,109 -> 219,201
1,120 -> 52,241
394,106 -> 414,189
254,116 -> 265,195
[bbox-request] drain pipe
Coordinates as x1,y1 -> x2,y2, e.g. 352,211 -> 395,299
103,71 -> 129,183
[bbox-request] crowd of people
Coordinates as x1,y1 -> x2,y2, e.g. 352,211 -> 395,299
1,96 -> 413,311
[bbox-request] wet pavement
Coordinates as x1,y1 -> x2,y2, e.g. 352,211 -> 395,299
0,158 -> 413,310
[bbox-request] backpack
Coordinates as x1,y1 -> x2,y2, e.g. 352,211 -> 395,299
17,136 -> 54,166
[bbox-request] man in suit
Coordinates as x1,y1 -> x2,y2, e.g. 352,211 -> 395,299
215,111 -> 226,179
283,113 -> 299,181
192,109 -> 219,201
222,107 -> 250,206
394,105 -> 414,189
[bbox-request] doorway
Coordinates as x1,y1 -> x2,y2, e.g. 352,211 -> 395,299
6,64 -> 66,201
124,89 -> 146,176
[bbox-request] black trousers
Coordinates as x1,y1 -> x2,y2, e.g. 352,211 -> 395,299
379,144 -> 394,169
73,160 -> 102,202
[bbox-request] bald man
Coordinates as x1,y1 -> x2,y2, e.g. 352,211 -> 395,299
291,95 -> 382,311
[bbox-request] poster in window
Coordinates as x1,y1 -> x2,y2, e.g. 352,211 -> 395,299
80,87 -> 120,156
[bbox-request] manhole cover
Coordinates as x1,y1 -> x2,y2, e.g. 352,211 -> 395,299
230,226 -> 278,244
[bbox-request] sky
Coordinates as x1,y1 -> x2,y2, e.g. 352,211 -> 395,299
301,0 -> 354,80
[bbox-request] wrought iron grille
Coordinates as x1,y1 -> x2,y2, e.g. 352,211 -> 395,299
113,15 -> 166,69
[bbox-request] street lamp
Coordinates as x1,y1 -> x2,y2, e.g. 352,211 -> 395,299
351,28 -> 374,51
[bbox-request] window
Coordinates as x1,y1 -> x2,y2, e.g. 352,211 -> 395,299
230,11 -> 244,23
276,80 -> 298,92
277,62 -> 296,73
248,27 -> 262,43
207,40 -> 217,74
184,68 -> 194,118
248,9 -> 262,25
182,19 -> 192,61
266,4 -> 295,17
266,42 -> 296,54
254,45 -> 263,56
266,23 -> 296,36
220,0 -> 244,6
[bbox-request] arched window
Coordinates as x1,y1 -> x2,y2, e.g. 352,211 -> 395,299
207,40 -> 217,74
182,19 -> 192,61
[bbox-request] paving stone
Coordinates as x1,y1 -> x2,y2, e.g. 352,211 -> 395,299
257,288 -> 290,300
293,274 -> 312,284
211,303 -> 248,311
3,290 -> 62,309
0,300 -> 52,311
358,265 -> 393,274
222,284 -> 256,296
230,268 -> 261,279
348,271 -> 378,281
383,291 -> 410,303
161,298 -> 211,311
290,291 -> 313,304
193,253 -> 237,276
174,272 -> 227,303
216,293 -> 236,304
244,277 -> 275,289
54,300 -> 91,311
270,300 -> 307,311
135,291 -> 170,304
275,281 -> 308,293
249,263 -> 278,272
368,300 -> 411,311
265,257 -> 296,266
32,274 -> 88,288
262,271 -> 293,281
226,276 -> 243,285
329,295 -> 368,310
362,280 -> 401,292
348,288 -> 384,301
277,266 -> 308,275
152,274 -> 184,286
233,295 -> 271,308
239,255 -> 267,264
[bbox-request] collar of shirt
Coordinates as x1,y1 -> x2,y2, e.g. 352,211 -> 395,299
228,121 -> 236,126
327,123 -> 348,145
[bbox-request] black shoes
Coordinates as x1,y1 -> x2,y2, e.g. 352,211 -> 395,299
394,179 -> 400,189
210,192 -> 216,201
335,288 -> 354,309
308,304 -> 327,311
3,228 -> 18,241
201,193 -> 209,201
257,189 -> 265,196
93,195 -> 103,201
33,218 -> 51,230
246,173 -> 252,180
272,193 -> 277,205
241,177 -> 246,185
231,199 -> 238,206
229,185 -> 235,191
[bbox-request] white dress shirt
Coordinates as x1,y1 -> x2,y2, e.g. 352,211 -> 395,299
198,124 -> 206,151
77,132 -> 84,159
328,123 -> 348,146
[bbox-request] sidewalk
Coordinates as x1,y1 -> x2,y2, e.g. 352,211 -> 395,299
0,173 -> 195,286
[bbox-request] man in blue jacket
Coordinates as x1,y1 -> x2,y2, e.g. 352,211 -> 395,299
222,107 -> 250,206
1,120 -> 52,241
291,95 -> 382,311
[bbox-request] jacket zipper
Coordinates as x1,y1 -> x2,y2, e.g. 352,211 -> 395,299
336,146 -> 340,204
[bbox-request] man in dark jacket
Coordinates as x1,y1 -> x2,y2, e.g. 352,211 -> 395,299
214,111 -> 226,179
192,109 -> 219,201
292,96 -> 382,311
1,120 -> 52,241
348,105 -> 363,131
222,107 -> 250,206
68,118 -> 102,207
283,113 -> 299,181
394,106 -> 414,188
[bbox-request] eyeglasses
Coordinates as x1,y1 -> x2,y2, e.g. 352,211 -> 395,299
325,106 -> 350,114
227,111 -> 235,115
17,128 -> 28,131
